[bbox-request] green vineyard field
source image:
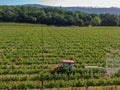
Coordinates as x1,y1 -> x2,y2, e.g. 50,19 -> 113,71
0,23 -> 120,89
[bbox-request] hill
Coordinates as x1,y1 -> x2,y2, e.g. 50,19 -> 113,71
26,4 -> 120,15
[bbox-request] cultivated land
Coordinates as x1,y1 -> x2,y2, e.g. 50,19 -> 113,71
0,23 -> 120,89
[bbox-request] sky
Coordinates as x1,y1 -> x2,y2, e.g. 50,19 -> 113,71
0,0 -> 120,8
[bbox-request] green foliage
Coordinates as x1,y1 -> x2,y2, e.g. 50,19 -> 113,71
100,14 -> 119,26
0,6 -> 120,26
0,23 -> 120,89
92,16 -> 101,26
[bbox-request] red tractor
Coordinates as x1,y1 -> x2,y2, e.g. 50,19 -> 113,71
54,60 -> 74,71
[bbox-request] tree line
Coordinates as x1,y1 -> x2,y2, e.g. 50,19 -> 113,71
0,6 -> 120,26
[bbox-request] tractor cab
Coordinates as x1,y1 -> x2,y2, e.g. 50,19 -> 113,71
54,60 -> 74,71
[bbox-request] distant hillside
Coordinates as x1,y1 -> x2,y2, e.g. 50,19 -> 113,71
25,4 -> 120,15
64,7 -> 120,15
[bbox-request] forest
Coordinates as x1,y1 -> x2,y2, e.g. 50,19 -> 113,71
0,6 -> 120,26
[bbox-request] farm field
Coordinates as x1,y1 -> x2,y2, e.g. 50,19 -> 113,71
0,23 -> 120,89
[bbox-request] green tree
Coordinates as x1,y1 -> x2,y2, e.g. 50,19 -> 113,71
100,14 -> 119,26
92,16 -> 101,26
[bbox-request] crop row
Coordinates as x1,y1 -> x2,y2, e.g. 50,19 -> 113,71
0,23 -> 120,88
0,78 -> 120,89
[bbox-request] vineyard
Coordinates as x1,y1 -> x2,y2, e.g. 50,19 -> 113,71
0,23 -> 120,89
